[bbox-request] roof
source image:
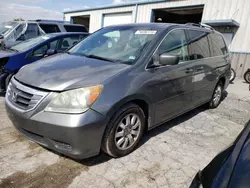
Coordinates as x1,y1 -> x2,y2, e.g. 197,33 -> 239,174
63,0 -> 167,14
202,19 -> 240,27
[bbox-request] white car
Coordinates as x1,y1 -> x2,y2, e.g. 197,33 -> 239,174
0,20 -> 87,48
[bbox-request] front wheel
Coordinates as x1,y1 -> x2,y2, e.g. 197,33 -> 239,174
209,82 -> 223,109
101,103 -> 146,158
244,70 -> 250,84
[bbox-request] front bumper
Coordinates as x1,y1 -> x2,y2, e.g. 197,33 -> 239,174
5,95 -> 107,159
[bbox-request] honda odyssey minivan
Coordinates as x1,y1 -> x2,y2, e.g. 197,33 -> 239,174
5,23 -> 231,159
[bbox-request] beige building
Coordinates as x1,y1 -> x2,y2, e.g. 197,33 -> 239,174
64,0 -> 250,77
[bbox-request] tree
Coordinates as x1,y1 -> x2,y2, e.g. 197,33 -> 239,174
13,18 -> 24,21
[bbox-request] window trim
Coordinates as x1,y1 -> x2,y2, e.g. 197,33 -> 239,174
146,28 -> 189,70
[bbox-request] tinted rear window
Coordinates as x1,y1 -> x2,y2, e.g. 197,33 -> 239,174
187,30 -> 210,60
64,25 -> 87,32
209,33 -> 228,57
39,24 -> 60,33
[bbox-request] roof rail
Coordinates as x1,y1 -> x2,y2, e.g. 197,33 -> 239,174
185,22 -> 214,30
28,19 -> 70,24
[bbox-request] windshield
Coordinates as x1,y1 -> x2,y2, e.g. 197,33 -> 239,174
10,35 -> 53,52
68,26 -> 160,64
0,22 -> 19,36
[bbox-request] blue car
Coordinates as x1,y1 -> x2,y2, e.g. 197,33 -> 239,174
0,32 -> 88,92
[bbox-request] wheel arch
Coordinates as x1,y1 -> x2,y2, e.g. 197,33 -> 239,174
105,94 -> 153,131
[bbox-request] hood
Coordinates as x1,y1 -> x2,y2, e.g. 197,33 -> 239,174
15,53 -> 130,91
0,50 -> 15,59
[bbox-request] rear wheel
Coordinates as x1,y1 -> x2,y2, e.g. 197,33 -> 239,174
230,68 -> 236,83
101,103 -> 146,158
209,82 -> 223,109
244,70 -> 250,84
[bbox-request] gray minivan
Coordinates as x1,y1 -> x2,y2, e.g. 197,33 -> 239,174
5,23 -> 230,159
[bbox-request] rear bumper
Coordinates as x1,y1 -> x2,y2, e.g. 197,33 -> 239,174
5,97 -> 107,159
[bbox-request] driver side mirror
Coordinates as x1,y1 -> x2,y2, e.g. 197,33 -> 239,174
46,49 -> 57,56
159,53 -> 179,66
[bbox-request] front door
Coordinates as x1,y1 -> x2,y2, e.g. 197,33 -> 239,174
150,29 -> 196,125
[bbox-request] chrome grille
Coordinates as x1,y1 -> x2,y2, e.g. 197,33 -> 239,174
6,78 -> 48,111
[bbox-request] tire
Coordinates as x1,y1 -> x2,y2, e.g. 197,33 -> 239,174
209,81 -> 223,109
230,68 -> 236,83
101,103 -> 146,158
244,70 -> 250,84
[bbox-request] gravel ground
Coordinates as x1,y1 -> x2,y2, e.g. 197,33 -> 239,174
0,79 -> 249,188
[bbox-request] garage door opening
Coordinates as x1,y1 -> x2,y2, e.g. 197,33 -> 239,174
152,6 -> 204,24
103,12 -> 132,27
72,15 -> 90,31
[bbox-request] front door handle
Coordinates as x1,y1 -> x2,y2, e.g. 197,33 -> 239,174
185,68 -> 193,74
196,67 -> 204,71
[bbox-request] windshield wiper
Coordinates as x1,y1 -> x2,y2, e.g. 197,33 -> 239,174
87,54 -> 118,63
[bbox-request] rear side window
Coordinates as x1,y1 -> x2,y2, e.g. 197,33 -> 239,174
209,33 -> 228,56
187,30 -> 210,60
64,25 -> 87,32
39,24 -> 60,33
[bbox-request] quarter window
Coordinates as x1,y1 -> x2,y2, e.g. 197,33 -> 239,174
49,39 -> 60,50
187,30 -> 210,60
33,44 -> 48,57
158,29 -> 189,62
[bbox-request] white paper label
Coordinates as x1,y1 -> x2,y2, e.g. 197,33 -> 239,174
135,30 -> 157,35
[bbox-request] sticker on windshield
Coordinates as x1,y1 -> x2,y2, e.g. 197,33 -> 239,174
129,56 -> 136,60
5,26 -> 13,29
135,30 -> 157,35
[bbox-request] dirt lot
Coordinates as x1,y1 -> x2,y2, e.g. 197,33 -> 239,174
0,79 -> 249,188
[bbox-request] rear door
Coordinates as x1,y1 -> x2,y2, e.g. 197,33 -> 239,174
151,29 -> 196,124
187,29 -> 213,105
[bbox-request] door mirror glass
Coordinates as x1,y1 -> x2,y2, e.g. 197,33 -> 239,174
46,49 -> 57,56
159,53 -> 179,66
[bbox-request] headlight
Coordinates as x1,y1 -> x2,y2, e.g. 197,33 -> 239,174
45,85 -> 103,114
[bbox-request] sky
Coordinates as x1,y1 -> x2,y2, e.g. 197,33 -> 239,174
0,0 -> 144,23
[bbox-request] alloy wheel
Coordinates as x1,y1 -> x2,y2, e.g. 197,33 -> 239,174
114,113 -> 141,150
